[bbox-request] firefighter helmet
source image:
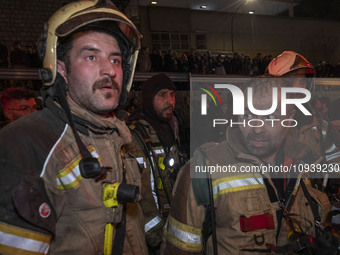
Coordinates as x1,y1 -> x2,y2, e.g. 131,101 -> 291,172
265,51 -> 315,77
39,0 -> 141,96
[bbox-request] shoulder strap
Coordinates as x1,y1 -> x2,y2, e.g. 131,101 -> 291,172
129,121 -> 172,206
191,142 -> 227,205
191,143 -> 219,255
300,180 -> 323,237
129,121 -> 152,156
191,143 -> 218,206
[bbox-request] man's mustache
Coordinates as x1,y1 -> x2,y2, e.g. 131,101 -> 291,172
163,105 -> 174,112
247,133 -> 268,142
92,77 -> 120,92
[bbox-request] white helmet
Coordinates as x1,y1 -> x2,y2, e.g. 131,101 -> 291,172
265,51 -> 315,77
39,0 -> 141,98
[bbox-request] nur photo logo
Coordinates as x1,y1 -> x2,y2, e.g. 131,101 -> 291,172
199,84 -> 223,115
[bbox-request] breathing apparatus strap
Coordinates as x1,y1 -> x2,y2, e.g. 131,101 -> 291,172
193,145 -> 218,255
207,171 -> 218,255
300,180 -> 323,237
130,121 -> 172,206
53,74 -> 93,160
52,75 -> 130,254
52,74 -> 112,180
111,171 -> 128,255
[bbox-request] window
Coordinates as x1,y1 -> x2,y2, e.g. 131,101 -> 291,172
196,34 -> 207,50
151,32 -> 190,50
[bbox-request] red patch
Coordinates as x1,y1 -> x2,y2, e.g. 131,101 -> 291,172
39,202 -> 51,218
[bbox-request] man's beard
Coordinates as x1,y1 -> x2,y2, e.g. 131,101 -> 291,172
85,77 -> 121,115
243,133 -> 275,159
157,106 -> 174,122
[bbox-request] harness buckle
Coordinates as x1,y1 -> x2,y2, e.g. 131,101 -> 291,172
315,220 -> 324,232
254,233 -> 265,246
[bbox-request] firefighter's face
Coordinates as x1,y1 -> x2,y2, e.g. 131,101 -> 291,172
4,98 -> 37,122
57,31 -> 123,116
238,88 -> 295,163
153,89 -> 175,121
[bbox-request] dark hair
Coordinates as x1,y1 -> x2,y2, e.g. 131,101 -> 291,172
57,36 -> 73,72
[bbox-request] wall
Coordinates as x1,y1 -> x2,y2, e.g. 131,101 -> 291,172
0,1 -> 339,65
0,0 -> 72,59
139,6 -> 340,64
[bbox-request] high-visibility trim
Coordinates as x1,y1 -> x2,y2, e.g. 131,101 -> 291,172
212,173 -> 264,199
56,157 -> 82,189
164,216 -> 202,252
136,157 -> 147,168
0,222 -> 51,255
154,149 -> 164,155
151,145 -> 175,155
312,125 -> 326,135
145,215 -> 162,232
325,143 -> 336,154
151,146 -> 164,155
150,169 -> 159,209
326,150 -> 340,161
56,147 -> 100,189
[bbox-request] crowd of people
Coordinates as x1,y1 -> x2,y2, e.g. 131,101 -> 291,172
1,41 -> 340,84
137,47 -> 275,76
0,1 -> 339,255
136,47 -> 340,78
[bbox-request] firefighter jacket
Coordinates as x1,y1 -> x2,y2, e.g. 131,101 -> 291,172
125,117 -> 182,248
0,96 -> 148,255
162,126 -> 331,255
290,109 -> 340,164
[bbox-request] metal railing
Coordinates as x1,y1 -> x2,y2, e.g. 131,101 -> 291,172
0,67 -> 340,86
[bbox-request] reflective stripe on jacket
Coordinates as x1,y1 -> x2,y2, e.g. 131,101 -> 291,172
162,126 -> 331,254
126,118 -> 182,248
0,98 -> 147,255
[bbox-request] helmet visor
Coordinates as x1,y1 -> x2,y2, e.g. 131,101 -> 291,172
290,54 -> 315,74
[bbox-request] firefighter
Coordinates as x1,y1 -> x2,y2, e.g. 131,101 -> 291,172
0,0 -> 148,254
266,51 -> 340,189
125,73 -> 183,254
162,77 -> 331,254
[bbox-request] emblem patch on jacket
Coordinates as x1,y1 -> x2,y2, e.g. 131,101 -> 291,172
39,202 -> 51,218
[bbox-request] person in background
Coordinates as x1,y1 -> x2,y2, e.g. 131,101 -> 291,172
126,73 -> 184,254
162,77 -> 331,254
0,0 -> 147,254
149,48 -> 163,72
266,50 -> 340,241
0,87 -> 38,126
137,47 -> 152,72
214,54 -> 226,75
266,50 -> 340,167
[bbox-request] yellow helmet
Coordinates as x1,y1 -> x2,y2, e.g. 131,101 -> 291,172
39,0 -> 141,95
